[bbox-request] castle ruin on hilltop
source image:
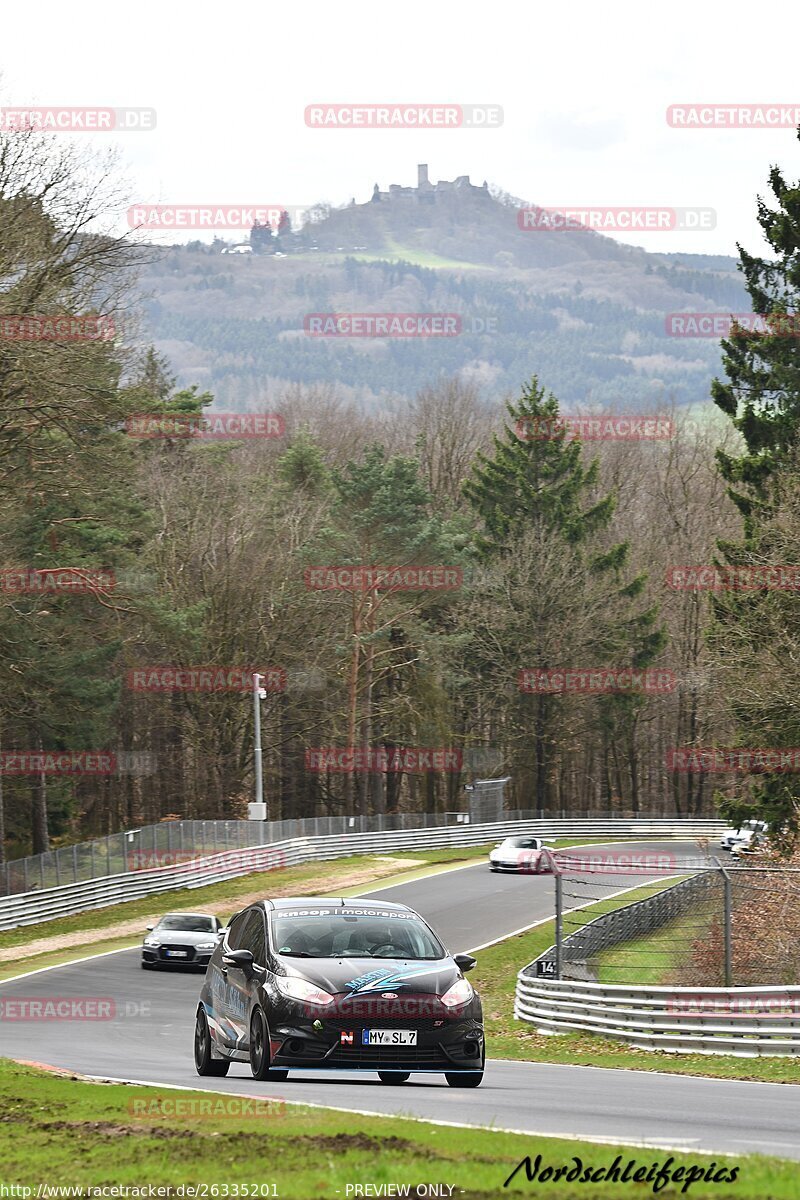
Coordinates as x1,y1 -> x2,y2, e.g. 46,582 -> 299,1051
371,164 -> 489,205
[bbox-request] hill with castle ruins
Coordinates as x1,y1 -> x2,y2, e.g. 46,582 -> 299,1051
138,164 -> 747,409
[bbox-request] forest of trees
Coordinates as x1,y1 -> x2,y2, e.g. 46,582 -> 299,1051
2,125 -> 800,863
142,249 -> 745,408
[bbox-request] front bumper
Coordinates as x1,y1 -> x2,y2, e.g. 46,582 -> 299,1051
142,944 -> 213,967
268,1010 -> 484,1072
266,988 -> 484,1075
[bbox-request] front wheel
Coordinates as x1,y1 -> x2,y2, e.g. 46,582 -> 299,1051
377,1071 -> 410,1084
249,1009 -> 289,1081
194,1007 -> 229,1076
445,1045 -> 484,1088
445,1070 -> 483,1087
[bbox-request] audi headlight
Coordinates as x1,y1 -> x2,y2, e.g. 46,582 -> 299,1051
143,937 -> 161,947
441,978 -> 474,1008
275,977 -> 334,1005
196,942 -> 216,951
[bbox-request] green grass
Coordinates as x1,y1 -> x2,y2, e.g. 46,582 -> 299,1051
0,1060 -> 797,1194
594,899 -> 718,986
472,883 -> 800,1084
346,238 -> 488,270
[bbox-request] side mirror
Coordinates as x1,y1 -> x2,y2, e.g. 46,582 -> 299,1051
222,949 -> 254,971
216,928 -> 226,940
146,925 -> 154,931
454,953 -> 476,973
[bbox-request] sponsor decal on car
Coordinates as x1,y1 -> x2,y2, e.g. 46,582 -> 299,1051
345,965 -> 438,994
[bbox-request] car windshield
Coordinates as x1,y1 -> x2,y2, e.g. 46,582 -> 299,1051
157,915 -> 215,932
270,908 -> 445,959
509,838 -> 540,849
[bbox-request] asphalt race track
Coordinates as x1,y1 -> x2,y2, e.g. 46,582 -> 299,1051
3,840 -> 800,1159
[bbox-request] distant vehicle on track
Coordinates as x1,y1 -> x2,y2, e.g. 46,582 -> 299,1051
719,820 -> 768,853
488,835 -> 555,873
141,912 -> 223,970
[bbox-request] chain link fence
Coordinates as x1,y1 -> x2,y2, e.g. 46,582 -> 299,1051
531,851 -> 800,988
0,808 -> 719,897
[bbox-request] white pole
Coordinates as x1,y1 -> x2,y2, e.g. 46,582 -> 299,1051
253,673 -> 265,811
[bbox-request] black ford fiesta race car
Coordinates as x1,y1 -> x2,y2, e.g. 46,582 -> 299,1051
194,897 -> 484,1087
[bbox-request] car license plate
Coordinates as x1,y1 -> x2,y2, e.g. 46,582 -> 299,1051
361,1028 -> 417,1046
165,950 -> 188,957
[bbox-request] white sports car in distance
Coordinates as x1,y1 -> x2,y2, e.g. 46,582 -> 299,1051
489,835 -> 555,873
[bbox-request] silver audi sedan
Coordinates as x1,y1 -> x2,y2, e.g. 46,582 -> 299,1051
141,912 -> 223,969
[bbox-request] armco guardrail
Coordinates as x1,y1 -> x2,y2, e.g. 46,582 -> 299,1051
1,809 -> 723,896
0,817 -> 724,931
515,864 -> 800,1055
515,976 -> 800,1055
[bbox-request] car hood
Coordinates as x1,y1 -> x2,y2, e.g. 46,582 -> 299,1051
149,929 -> 216,943
278,956 -> 462,996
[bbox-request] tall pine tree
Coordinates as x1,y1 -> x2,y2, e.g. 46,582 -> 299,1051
464,378 -> 665,811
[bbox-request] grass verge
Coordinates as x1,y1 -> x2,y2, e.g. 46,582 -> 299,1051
472,883 -> 800,1084
594,899 -> 719,986
0,1059 -> 796,1196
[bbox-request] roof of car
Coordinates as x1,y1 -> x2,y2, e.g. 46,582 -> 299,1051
160,912 -> 217,918
262,897 -> 414,913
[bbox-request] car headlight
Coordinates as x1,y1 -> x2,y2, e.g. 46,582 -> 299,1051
143,937 -> 161,947
441,978 -> 474,1007
275,977 -> 334,1005
196,942 -> 216,951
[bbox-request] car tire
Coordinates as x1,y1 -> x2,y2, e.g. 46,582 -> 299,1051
445,1070 -> 484,1087
445,1045 -> 485,1088
194,1007 -> 229,1077
249,1008 -> 289,1081
377,1071 -> 410,1084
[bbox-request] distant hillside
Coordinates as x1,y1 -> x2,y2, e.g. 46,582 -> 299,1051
137,166 -> 748,408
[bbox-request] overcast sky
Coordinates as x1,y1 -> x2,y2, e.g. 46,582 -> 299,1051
3,0 -> 800,255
